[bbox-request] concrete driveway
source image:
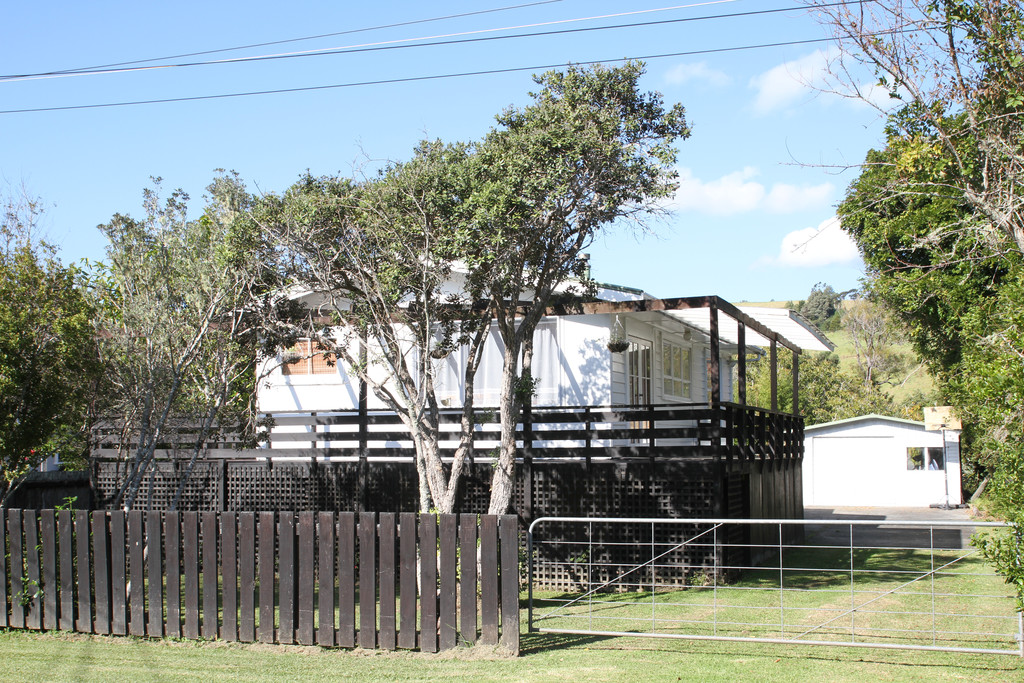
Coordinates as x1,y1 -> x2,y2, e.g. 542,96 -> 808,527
804,505 -> 979,549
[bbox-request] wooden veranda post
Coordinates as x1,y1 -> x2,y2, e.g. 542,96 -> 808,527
770,340 -> 778,412
708,298 -> 720,405
791,350 -> 800,416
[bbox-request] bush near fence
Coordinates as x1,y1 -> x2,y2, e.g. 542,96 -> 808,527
0,508 -> 520,654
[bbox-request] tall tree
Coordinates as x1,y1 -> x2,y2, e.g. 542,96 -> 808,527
0,192 -> 99,507
99,173 -> 276,510
258,142 -> 491,513
822,0 -> 1024,604
467,61 -> 690,514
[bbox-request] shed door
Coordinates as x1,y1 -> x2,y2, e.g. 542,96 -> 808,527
810,435 -> 894,506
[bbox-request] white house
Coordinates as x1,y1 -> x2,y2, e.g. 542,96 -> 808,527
802,414 -> 963,508
257,284 -> 833,417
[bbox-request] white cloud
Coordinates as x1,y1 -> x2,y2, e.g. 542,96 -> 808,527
749,48 -> 837,114
665,61 -> 731,87
774,216 -> 861,267
670,167 -> 834,216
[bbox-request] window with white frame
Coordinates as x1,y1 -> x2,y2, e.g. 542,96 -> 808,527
907,446 -> 944,471
281,339 -> 337,376
662,340 -> 691,399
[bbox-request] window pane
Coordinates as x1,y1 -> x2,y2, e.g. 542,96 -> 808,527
907,447 -> 924,470
681,348 -> 691,381
927,447 -> 945,470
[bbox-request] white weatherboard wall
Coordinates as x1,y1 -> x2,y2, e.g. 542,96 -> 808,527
803,415 -> 962,507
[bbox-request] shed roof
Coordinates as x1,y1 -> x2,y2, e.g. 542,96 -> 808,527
805,413 -> 925,433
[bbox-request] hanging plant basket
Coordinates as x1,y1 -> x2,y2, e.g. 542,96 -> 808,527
606,339 -> 630,353
430,348 -> 451,359
607,314 -> 629,353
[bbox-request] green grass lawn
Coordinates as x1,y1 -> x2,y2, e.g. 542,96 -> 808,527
2,625 -> 1022,682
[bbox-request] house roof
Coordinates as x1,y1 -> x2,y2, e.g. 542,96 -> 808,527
805,413 -> 926,432
571,295 -> 830,354
738,307 -> 835,352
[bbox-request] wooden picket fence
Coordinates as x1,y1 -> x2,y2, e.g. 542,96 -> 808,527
0,509 -> 520,654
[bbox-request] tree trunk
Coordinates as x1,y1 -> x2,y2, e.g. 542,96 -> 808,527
488,349 -> 520,515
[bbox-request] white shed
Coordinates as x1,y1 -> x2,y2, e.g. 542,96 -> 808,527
803,414 -> 963,507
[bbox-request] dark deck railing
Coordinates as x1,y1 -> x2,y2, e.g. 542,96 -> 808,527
91,402 -> 803,464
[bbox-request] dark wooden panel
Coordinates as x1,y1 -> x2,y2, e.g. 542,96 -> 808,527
316,512 -> 335,647
336,512 -> 355,648
127,510 -> 145,636
146,511 -> 163,637
164,512 -> 181,639
221,512 -> 238,642
378,512 -> 396,651
357,512 -> 376,650
297,512 -> 315,646
459,514 -> 478,645
202,512 -> 219,639
419,515 -> 438,653
75,510 -> 92,633
0,510 -> 7,629
57,510 -> 74,631
9,510 -> 25,629
257,511 -> 275,644
182,511 -> 200,640
40,510 -> 57,630
479,515 -> 498,646
499,515 -> 520,654
398,512 -> 417,650
108,511 -> 126,635
24,510 -> 43,630
238,512 -> 255,642
89,511 -> 108,634
278,512 -> 296,644
438,514 -> 457,651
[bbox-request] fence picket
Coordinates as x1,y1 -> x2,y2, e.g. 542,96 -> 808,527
9,509 -> 24,629
202,512 -> 218,639
221,512 -> 237,642
278,512 -> 296,644
439,514 -> 457,651
398,512 -> 417,650
419,515 -> 438,653
25,510 -> 43,630
147,511 -> 164,637
459,514 -> 478,645
40,510 -> 57,630
297,512 -> 315,646
499,515 -> 520,654
89,511 -> 108,634
378,512 -> 396,651
110,511 -> 127,635
358,512 -> 377,649
257,511 -> 275,644
336,512 -> 356,648
57,510 -> 73,631
75,510 -> 91,633
479,515 -> 498,645
0,510 -> 7,629
164,512 -> 181,638
316,512 -> 335,647
238,512 -> 255,642
182,511 -> 199,639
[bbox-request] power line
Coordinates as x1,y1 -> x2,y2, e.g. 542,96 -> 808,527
0,35 -> 845,115
5,0 -> 803,82
27,0 -> 571,77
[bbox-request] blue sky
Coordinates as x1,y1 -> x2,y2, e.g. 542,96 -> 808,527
1,0 -> 888,302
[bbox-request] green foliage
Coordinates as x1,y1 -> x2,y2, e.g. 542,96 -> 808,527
746,352 -> 899,426
0,193 -> 99,506
799,283 -> 842,328
97,173 -> 278,510
830,0 -> 1024,608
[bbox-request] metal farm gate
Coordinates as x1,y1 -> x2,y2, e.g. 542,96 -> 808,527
527,517 -> 1023,656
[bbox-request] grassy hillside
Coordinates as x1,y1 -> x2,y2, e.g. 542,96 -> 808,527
826,328 -> 937,404
738,300 -> 938,406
